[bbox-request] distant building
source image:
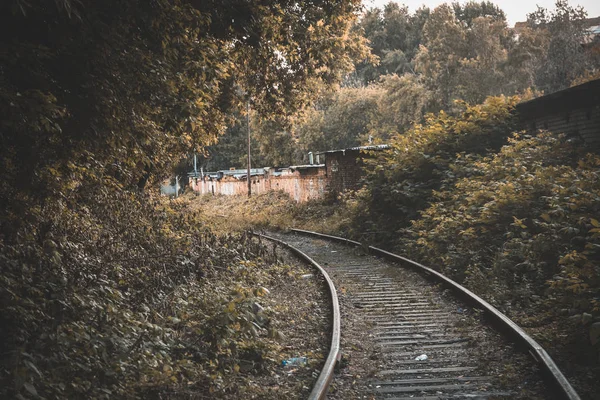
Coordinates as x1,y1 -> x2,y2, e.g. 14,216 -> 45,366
317,145 -> 390,194
188,145 -> 391,202
188,164 -> 328,202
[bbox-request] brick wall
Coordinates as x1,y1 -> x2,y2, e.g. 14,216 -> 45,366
325,150 -> 364,194
517,79 -> 600,151
188,166 -> 327,202
523,107 -> 600,149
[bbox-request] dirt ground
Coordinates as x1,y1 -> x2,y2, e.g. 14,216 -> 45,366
222,240 -> 332,399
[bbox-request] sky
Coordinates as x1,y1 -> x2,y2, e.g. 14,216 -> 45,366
367,0 -> 600,26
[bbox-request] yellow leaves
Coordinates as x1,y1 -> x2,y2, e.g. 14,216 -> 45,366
591,218 -> 600,228
511,216 -> 527,229
540,213 -> 551,222
558,250 -> 587,265
566,281 -> 589,294
226,301 -> 236,313
459,227 -> 476,236
254,287 -> 270,297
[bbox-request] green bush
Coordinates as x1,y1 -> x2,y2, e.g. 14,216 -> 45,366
345,94 -> 524,246
0,187 -> 283,399
403,132 -> 600,323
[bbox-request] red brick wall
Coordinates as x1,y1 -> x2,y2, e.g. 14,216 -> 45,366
189,167 -> 327,202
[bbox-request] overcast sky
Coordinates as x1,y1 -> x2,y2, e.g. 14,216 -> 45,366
367,0 -> 600,26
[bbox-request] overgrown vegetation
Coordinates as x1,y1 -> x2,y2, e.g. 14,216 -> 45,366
3,0 -> 600,398
370,130 -> 600,397
193,91 -> 600,397
341,94 -> 526,247
184,191 -> 343,236
334,98 -> 600,383
0,189 -> 298,398
402,133 -> 600,314
1,1 -> 366,398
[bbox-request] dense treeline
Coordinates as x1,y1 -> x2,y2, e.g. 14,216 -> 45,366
0,0 -> 368,397
205,0 -> 599,169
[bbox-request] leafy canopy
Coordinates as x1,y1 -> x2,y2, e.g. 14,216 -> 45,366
0,0 -> 370,207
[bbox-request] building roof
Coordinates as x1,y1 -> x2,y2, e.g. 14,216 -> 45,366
188,146 -> 389,179
516,79 -> 600,118
316,144 -> 391,155
288,164 -> 325,170
188,168 -> 266,180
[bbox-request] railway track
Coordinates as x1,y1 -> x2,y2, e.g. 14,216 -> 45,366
258,230 -> 581,400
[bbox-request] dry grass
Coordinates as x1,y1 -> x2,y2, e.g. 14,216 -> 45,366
180,190 -> 349,235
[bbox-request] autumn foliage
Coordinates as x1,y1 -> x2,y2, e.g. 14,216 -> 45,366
0,0 -> 367,398
330,93 -> 600,394
0,187 -> 295,398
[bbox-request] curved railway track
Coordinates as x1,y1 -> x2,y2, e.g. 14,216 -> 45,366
257,230 -> 581,400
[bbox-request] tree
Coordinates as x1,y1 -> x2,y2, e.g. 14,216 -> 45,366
414,3 -> 518,109
369,73 -> 433,139
200,115 -> 249,171
414,4 -> 468,109
252,117 -> 297,167
506,26 -> 550,91
294,86 -> 383,160
452,0 -> 507,27
353,2 -> 429,84
0,0 -> 370,213
455,16 -> 510,104
527,0 -> 592,93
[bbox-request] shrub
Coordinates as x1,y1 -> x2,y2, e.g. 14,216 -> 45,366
403,132 -> 600,339
0,187 -> 283,399
347,94 -> 524,246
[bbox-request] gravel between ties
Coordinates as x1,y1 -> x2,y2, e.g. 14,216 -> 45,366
273,231 -> 556,400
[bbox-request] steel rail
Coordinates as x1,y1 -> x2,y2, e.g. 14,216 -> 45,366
253,233 -> 341,400
290,228 -> 581,400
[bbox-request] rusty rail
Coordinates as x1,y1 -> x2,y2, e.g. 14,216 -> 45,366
254,233 -> 341,400
291,228 -> 581,400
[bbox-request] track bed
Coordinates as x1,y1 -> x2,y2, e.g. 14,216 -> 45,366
269,231 -> 557,399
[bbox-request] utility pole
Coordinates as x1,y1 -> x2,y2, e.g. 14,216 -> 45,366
247,99 -> 251,197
